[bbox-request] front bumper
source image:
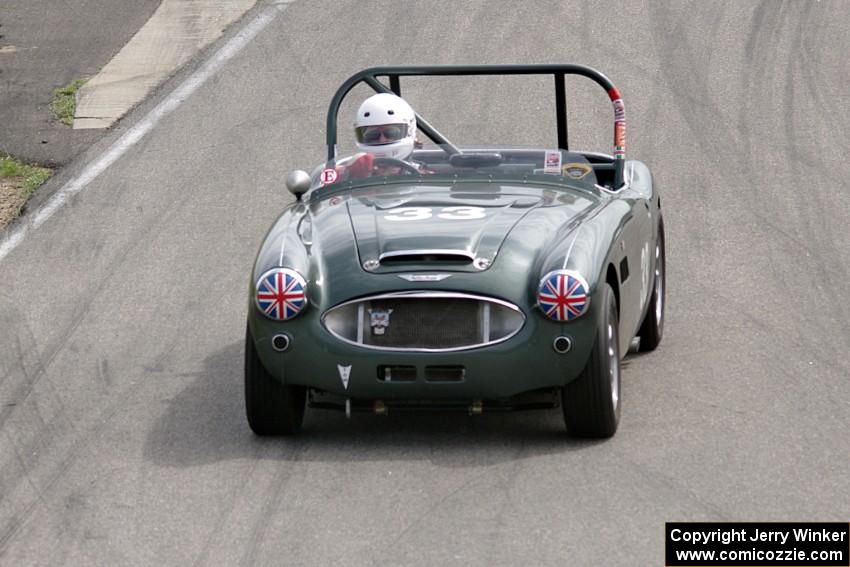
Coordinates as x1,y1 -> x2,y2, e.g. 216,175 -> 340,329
248,301 -> 598,401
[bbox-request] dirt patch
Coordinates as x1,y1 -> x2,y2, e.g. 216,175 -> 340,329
1,155 -> 52,230
0,179 -> 29,230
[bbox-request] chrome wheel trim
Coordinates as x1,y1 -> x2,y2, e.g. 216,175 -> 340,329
607,322 -> 620,410
654,241 -> 664,324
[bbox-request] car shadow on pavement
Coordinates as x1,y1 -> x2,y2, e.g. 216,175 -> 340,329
144,341 -> 609,469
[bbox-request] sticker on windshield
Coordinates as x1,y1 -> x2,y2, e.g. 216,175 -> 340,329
562,163 -> 592,179
320,168 -> 338,185
544,150 -> 562,174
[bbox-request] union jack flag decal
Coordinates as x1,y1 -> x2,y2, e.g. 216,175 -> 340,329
256,268 -> 307,321
538,270 -> 589,322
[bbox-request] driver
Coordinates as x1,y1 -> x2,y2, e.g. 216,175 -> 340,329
333,93 -> 427,180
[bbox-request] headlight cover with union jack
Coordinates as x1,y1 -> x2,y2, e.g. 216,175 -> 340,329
537,270 -> 590,322
255,268 -> 308,321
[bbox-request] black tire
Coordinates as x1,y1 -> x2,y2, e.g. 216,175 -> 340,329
244,324 -> 306,435
562,283 -> 621,438
637,217 -> 665,352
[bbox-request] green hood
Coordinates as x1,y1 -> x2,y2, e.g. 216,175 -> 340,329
337,183 -> 596,272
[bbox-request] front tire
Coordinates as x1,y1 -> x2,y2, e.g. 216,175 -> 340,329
562,283 -> 621,438
245,324 -> 306,435
637,217 -> 666,352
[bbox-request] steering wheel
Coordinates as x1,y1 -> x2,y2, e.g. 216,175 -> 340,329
373,157 -> 420,175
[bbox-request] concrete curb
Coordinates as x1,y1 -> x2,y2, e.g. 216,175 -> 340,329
74,0 -> 257,129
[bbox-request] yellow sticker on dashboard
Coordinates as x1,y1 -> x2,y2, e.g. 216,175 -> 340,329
562,163 -> 592,179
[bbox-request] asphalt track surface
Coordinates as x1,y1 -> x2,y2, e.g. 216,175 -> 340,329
0,0 -> 160,164
1,1 -> 848,565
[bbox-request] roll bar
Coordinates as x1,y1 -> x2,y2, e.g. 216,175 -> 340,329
325,64 -> 627,189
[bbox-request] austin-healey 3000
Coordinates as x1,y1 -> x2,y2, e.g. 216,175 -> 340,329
245,64 -> 665,438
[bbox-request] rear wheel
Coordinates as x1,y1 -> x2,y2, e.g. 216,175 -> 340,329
562,283 -> 621,438
245,324 -> 306,435
637,217 -> 665,352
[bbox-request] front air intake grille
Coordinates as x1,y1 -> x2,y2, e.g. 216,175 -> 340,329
322,292 -> 525,352
377,365 -> 416,382
368,297 -> 479,348
425,366 -> 466,383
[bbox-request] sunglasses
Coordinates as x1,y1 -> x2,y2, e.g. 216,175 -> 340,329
356,124 -> 408,144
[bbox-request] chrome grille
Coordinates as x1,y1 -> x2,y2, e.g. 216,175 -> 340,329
322,292 -> 525,352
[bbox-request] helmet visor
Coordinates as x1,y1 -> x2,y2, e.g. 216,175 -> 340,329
355,123 -> 409,145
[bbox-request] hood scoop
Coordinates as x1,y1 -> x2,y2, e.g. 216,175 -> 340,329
379,249 -> 474,266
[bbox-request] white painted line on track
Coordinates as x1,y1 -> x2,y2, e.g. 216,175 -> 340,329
0,1 -> 292,264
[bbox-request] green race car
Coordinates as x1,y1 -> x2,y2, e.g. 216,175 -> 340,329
246,65 -> 665,438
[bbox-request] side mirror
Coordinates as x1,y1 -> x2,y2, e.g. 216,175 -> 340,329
285,170 -> 311,200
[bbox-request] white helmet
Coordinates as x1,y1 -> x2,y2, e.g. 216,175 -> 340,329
354,93 -> 417,160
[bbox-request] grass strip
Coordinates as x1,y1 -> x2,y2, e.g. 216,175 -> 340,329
51,78 -> 88,126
